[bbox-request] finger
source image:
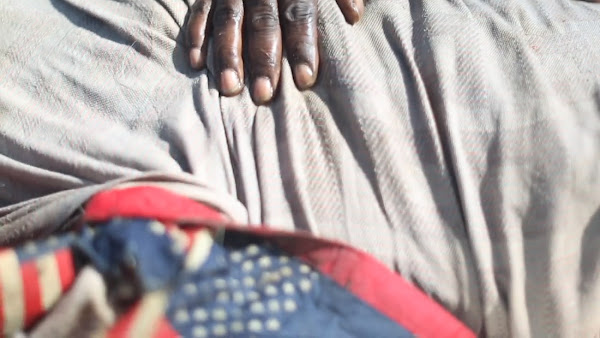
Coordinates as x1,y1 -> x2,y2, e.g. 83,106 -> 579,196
187,0 -> 213,69
280,0 -> 319,89
336,0 -> 364,24
246,0 -> 282,104
213,0 -> 245,96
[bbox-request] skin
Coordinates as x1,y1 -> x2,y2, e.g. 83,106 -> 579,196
187,0 -> 364,105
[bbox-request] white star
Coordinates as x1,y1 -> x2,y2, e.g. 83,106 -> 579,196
184,283 -> 197,295
299,278 -> 312,292
193,308 -> 208,321
242,260 -> 254,272
280,266 -> 293,277
247,291 -> 260,301
283,282 -> 295,295
233,291 -> 245,304
149,222 -> 166,235
243,276 -> 256,287
266,318 -> 281,331
268,299 -> 280,312
216,291 -> 230,303
193,326 -> 207,338
265,285 -> 278,296
47,236 -> 59,247
284,299 -> 298,312
174,309 -> 189,323
230,251 -> 243,262
212,324 -> 227,336
250,301 -> 265,314
258,256 -> 272,268
261,271 -> 281,284
212,308 -> 227,321
248,319 -> 263,333
214,278 -> 227,289
246,244 -> 260,256
24,242 -> 36,254
299,264 -> 311,274
231,321 -> 244,333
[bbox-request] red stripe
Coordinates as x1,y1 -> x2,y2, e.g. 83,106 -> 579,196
152,317 -> 179,338
54,249 -> 75,292
84,186 -> 225,223
20,262 -> 43,328
181,228 -> 204,252
106,302 -> 141,338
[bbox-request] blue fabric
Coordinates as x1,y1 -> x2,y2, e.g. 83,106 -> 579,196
74,219 -> 185,291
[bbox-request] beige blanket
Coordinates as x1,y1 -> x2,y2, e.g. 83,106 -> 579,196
2,0 -> 600,335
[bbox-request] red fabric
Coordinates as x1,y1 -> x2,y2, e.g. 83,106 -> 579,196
151,317 -> 179,338
20,262 -> 43,328
55,249 -> 75,292
106,303 -> 139,338
84,186 -> 224,223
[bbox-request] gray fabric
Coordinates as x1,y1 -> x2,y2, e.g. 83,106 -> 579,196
1,0 -> 600,335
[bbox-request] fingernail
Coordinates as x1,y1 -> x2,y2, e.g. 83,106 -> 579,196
294,64 -> 315,89
220,69 -> 242,96
348,0 -> 363,23
354,0 -> 364,20
189,48 -> 203,68
253,77 -> 273,104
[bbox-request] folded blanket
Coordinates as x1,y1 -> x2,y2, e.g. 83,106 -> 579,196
0,186 -> 474,337
2,0 -> 600,336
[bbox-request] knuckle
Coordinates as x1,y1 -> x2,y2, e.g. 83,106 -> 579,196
252,49 -> 278,69
217,46 -> 239,62
250,3 -> 279,31
191,0 -> 211,15
287,41 -> 314,61
283,0 -> 315,24
213,3 -> 243,26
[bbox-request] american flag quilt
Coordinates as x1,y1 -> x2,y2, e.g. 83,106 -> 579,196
0,186 -> 475,337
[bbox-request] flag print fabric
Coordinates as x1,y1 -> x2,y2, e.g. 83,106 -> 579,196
0,186 -> 475,337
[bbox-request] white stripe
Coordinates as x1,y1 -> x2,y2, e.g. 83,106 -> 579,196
185,231 -> 214,271
36,254 -> 62,310
0,250 -> 24,335
130,291 -> 169,337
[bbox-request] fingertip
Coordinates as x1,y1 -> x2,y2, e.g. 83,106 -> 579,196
220,69 -> 243,96
294,64 -> 316,90
189,47 -> 205,69
354,2 -> 364,23
342,0 -> 364,24
252,77 -> 274,105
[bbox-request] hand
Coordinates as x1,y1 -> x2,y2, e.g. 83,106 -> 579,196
187,0 -> 363,105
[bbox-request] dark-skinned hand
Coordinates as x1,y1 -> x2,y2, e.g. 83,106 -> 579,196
187,0 -> 364,105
